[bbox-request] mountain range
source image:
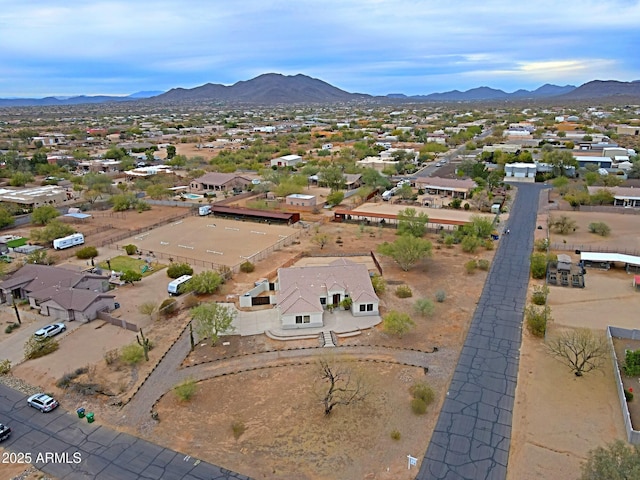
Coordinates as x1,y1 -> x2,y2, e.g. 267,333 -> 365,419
1,74 -> 640,106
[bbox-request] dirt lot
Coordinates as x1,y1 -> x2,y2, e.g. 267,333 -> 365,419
112,215 -> 299,269
507,205 -> 637,479
147,220 -> 494,479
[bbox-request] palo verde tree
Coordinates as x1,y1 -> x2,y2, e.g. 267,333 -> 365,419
315,357 -> 369,416
580,440 -> 640,480
547,328 -> 609,376
397,208 -> 429,237
377,235 -> 432,271
31,205 -> 60,225
192,302 -> 236,346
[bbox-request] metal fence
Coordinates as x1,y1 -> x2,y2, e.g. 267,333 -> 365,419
550,243 -> 640,256
607,326 -> 640,444
96,310 -> 138,332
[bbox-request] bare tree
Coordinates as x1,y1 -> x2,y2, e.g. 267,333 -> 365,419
547,328 -> 610,376
312,233 -> 330,250
316,358 -> 369,415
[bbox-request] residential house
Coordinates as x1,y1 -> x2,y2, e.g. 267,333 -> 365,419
414,177 -> 477,199
189,172 -> 253,192
587,186 -> 640,208
0,264 -> 114,322
276,259 -> 379,329
504,163 -> 537,182
270,154 -> 303,168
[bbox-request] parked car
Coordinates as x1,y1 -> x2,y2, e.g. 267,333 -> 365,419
113,302 -> 120,310
0,423 -> 11,441
27,393 -> 59,412
34,323 -> 66,340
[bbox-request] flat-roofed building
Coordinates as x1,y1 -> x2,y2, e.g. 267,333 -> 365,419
0,186 -> 74,208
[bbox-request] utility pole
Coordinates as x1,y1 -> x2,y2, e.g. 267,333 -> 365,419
12,297 -> 21,325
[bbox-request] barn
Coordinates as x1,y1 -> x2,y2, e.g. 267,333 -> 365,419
211,205 -> 300,225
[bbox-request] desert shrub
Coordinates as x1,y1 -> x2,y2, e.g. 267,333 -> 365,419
173,378 -> 197,401
124,244 -> 137,255
239,261 -> 255,273
411,398 -> 427,415
465,259 -> 478,274
390,429 -> 401,441
478,259 -> 490,271
0,359 -> 11,375
461,235 -> 481,253
534,238 -> 549,252
4,322 -> 20,334
483,239 -> 494,251
371,274 -> 386,294
395,285 -> 413,298
531,285 -> 549,305
182,294 -> 200,309
588,222 -> 611,237
231,420 -> 246,439
104,349 -> 118,366
120,343 -> 145,365
435,290 -> 446,303
623,349 -> 640,377
410,382 -> 435,406
24,337 -> 59,360
625,389 -> 634,402
159,298 -> 178,316
166,262 -> 193,279
414,298 -> 435,317
76,246 -> 98,259
56,372 -> 75,389
383,310 -> 415,337
464,203 -> 470,210
443,234 -> 455,248
218,265 -> 232,281
530,253 -> 548,279
525,305 -> 549,337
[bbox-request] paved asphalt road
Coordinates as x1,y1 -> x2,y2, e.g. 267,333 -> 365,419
0,384 -> 251,480
418,184 -> 546,480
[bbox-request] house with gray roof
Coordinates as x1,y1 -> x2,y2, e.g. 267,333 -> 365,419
0,264 -> 114,322
276,259 -> 379,329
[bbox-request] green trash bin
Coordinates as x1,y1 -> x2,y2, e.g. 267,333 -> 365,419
86,412 -> 94,424
76,408 -> 85,418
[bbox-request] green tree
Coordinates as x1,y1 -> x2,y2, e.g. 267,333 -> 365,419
397,208 -> 429,237
312,233 -> 330,250
320,166 -> 345,191
326,190 -> 344,206
590,189 -> 615,205
192,302 -> 236,346
166,263 -> 194,279
83,172 -> 112,194
145,184 -> 171,199
31,205 -> 60,225
580,440 -> 640,480
121,270 -> 142,284
187,270 -> 223,294
377,235 -> 432,271
30,220 -> 75,244
361,168 -> 391,189
0,207 -> 14,228
166,145 -> 177,159
465,215 -> 494,239
111,193 -> 137,211
9,172 -> 34,187
383,310 -> 415,337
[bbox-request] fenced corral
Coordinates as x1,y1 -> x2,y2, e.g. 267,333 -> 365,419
110,216 -> 301,274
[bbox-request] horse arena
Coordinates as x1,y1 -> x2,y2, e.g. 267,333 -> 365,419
112,216 -> 300,272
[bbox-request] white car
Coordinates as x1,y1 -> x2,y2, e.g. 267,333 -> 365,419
27,393 -> 59,412
34,323 -> 66,340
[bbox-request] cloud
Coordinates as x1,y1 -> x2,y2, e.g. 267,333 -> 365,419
0,0 -> 638,96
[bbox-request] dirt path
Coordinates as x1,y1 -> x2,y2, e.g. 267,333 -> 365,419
118,327 -> 440,429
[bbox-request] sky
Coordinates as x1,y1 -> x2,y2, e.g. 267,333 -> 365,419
0,0 -> 639,98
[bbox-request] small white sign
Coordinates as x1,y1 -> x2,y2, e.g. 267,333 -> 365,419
407,455 -> 418,469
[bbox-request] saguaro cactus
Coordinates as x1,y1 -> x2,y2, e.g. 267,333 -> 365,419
137,328 -> 151,361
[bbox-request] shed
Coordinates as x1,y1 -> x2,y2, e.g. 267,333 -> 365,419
491,203 -> 501,214
557,254 -> 572,271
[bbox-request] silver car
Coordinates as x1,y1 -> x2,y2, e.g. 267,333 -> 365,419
34,323 -> 66,340
27,393 -> 59,412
